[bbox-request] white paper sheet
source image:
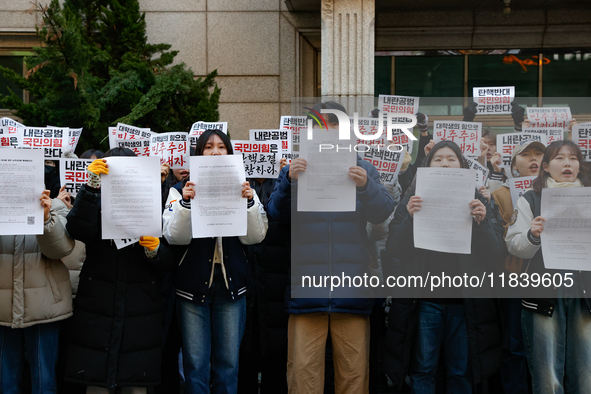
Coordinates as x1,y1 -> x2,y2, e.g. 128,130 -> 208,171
190,154 -> 247,238
101,156 -> 162,239
414,167 -> 476,254
297,128 -> 357,212
465,158 -> 490,188
0,149 -> 45,235
541,187 -> 591,271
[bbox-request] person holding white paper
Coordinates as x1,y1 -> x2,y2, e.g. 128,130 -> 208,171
488,139 -> 546,394
506,140 -> 591,393
162,129 -> 268,394
63,147 -> 173,394
266,102 -> 395,394
0,191 -> 75,394
383,141 -> 503,393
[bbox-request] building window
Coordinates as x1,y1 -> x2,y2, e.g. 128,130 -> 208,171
0,55 -> 26,107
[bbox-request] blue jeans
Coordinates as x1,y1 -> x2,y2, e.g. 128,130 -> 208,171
0,321 -> 61,394
522,296 -> 591,394
410,301 -> 472,394
177,266 -> 246,394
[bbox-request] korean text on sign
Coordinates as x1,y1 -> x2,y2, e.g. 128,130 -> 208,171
279,115 -> 307,147
150,132 -> 189,169
59,158 -> 91,197
231,141 -> 280,154
110,123 -> 152,150
378,95 -> 420,115
573,125 -> 591,162
472,86 -> 515,115
241,152 -> 280,179
116,139 -> 151,157
522,127 -> 564,143
433,121 -> 482,157
496,133 -> 547,169
249,129 -> 292,160
526,107 -> 572,129
508,176 -> 537,207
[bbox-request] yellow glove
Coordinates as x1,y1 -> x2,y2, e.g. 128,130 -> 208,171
87,159 -> 108,188
140,236 -> 160,258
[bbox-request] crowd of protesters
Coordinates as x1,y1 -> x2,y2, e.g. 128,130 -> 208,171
1,99 -> 590,394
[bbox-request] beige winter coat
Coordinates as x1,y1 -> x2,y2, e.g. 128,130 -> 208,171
0,198 -> 75,328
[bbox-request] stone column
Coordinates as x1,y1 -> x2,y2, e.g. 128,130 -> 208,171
321,0 -> 375,114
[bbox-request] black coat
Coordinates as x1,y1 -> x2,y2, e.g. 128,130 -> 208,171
381,190 -> 503,387
64,185 -> 172,388
247,179 -> 290,357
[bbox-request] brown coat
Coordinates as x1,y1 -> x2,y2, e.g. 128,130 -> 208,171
492,186 -> 524,274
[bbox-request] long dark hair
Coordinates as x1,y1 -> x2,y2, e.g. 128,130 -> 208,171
103,147 -> 136,157
194,129 -> 233,156
531,140 -> 591,194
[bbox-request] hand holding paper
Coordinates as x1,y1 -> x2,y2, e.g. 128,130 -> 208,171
40,190 -> 52,222
407,196 -> 423,218
531,216 -> 546,238
289,158 -> 307,180
348,166 -> 368,188
87,159 -> 108,188
182,181 -> 196,202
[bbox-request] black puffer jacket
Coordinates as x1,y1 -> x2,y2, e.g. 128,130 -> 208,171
247,179 -> 290,357
64,185 -> 172,388
382,190 -> 503,387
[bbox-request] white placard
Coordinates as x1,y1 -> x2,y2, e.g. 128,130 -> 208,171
522,126 -> 564,143
573,124 -> 591,162
527,107 -> 572,129
109,123 -> 152,149
150,132 -> 189,169
507,176 -> 537,207
541,187 -> 591,271
59,158 -> 92,197
190,154 -> 247,238
414,167 -> 475,254
297,128 -> 357,212
66,127 -> 83,153
115,139 -> 151,157
472,86 -> 515,115
101,156 -> 162,239
496,133 -> 547,170
0,149 -> 44,235
232,140 -> 281,155
378,95 -> 420,115
190,121 -> 228,134
465,158 -> 490,188
433,121 -> 482,157
21,127 -> 66,158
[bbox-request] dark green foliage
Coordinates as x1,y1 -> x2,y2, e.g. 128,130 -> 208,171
0,0 -> 220,153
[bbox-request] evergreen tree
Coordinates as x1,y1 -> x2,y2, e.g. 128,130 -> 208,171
0,0 -> 220,152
